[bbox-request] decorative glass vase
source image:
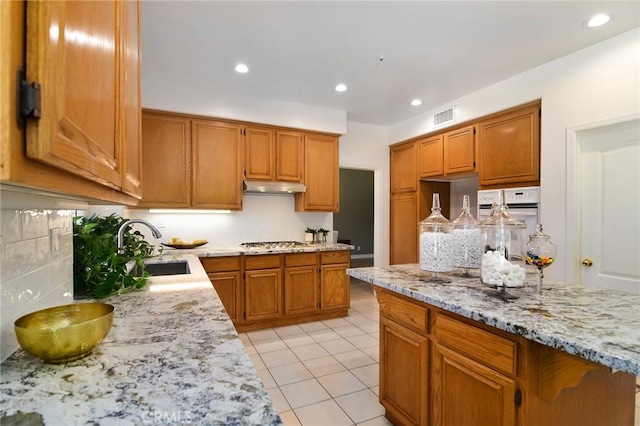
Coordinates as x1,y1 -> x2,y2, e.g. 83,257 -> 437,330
419,193 -> 453,282
451,194 -> 481,277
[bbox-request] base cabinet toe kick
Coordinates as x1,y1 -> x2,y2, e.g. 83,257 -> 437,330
375,288 -> 636,426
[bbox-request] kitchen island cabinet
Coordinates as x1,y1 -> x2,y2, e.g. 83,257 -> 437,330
348,265 -> 638,426
1,0 -> 142,205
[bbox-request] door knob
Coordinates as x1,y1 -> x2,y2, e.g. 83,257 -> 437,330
582,258 -> 593,267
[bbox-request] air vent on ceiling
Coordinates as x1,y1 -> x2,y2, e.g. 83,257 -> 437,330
433,106 -> 455,127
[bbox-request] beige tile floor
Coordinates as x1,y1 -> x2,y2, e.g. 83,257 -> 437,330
240,277 -> 640,426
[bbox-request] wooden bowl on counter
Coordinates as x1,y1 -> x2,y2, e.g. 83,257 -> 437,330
14,303 -> 114,363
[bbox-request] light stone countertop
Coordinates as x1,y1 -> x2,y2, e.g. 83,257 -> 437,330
156,242 -> 355,257
0,254 -> 282,425
347,264 -> 640,376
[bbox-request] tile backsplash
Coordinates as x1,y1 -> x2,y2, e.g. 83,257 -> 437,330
0,208 -> 75,361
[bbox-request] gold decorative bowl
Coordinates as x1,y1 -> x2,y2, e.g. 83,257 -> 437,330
14,303 -> 114,363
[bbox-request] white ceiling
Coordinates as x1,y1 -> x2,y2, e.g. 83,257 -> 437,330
141,1 -> 640,127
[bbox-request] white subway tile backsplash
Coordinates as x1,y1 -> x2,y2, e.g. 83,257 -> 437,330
21,210 -> 50,239
1,206 -> 74,362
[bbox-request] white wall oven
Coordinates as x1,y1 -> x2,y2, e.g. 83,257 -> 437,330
477,186 -> 540,237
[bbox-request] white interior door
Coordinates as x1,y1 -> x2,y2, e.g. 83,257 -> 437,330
578,119 -> 640,294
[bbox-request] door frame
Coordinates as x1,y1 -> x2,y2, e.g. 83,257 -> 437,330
564,113 -> 640,285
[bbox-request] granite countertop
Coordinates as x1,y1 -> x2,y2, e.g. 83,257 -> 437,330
347,264 -> 640,376
157,242 -> 355,257
1,254 -> 282,425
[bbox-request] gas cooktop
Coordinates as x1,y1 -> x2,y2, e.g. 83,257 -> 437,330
240,241 -> 309,249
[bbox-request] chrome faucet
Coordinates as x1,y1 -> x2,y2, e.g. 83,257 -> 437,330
117,219 -> 162,253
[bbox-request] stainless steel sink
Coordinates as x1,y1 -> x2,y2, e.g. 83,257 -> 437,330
130,261 -> 190,277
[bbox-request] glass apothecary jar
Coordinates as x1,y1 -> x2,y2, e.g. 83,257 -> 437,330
523,224 -> 557,290
480,190 -> 527,294
419,193 -> 453,282
451,194 -> 481,277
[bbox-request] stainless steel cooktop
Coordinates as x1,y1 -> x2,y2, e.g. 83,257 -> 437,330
240,241 -> 309,249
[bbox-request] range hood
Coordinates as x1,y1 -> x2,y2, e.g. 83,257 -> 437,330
243,180 -> 307,194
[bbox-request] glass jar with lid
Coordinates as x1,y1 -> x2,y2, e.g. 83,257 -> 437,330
451,194 -> 481,277
480,190 -> 527,294
419,193 -> 453,282
523,224 -> 557,290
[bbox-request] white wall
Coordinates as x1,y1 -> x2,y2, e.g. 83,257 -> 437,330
388,28 -> 640,282
339,121 -> 390,266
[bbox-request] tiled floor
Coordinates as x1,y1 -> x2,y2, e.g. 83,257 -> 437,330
239,277 -> 390,426
240,271 -> 640,426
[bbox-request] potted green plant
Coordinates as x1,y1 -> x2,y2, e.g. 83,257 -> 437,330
317,228 -> 329,243
304,227 -> 316,243
73,213 -> 156,299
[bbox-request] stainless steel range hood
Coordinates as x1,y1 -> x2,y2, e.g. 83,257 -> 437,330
243,180 -> 307,194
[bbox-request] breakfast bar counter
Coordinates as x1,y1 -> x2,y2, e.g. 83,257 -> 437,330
347,264 -> 638,426
0,255 -> 282,425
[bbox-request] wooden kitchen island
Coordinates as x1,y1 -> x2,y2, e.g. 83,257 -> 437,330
347,265 -> 639,426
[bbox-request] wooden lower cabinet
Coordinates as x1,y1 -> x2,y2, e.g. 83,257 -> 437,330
380,317 -> 429,426
376,288 -> 636,426
432,344 -> 516,426
202,251 -> 350,332
245,268 -> 283,321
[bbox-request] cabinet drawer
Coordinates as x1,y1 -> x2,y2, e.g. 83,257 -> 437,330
200,256 -> 241,273
434,313 -> 517,375
320,250 -> 350,265
285,253 -> 317,267
377,289 -> 428,334
245,254 -> 282,270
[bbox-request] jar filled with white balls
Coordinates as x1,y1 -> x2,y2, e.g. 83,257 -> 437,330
451,194 -> 481,277
419,193 -> 453,282
480,190 -> 527,297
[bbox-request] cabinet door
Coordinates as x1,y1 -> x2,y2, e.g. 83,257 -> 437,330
433,344 -> 517,426
275,131 -> 303,182
319,263 -> 349,310
25,1 -> 122,189
140,113 -> 191,207
191,120 -> 243,209
245,268 -> 283,321
284,266 -> 318,315
419,135 -> 444,178
244,126 -> 275,180
391,141 -> 418,193
444,126 -> 475,175
390,193 -> 418,264
295,134 -> 339,211
477,103 -> 540,186
380,317 -> 429,426
120,0 -> 142,198
208,271 -> 242,322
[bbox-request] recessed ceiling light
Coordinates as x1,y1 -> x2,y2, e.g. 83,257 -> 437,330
235,63 -> 249,73
586,14 -> 611,28
335,83 -> 347,92
411,99 -> 422,106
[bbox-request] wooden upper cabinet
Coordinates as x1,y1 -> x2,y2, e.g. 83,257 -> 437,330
244,126 -> 275,180
121,0 -> 142,198
418,135 -> 444,178
24,0 -> 139,194
391,141 -> 417,193
275,131 -> 304,182
295,134 -> 339,212
139,113 -> 191,207
192,120 -> 243,209
444,125 -> 475,175
477,102 -> 540,187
